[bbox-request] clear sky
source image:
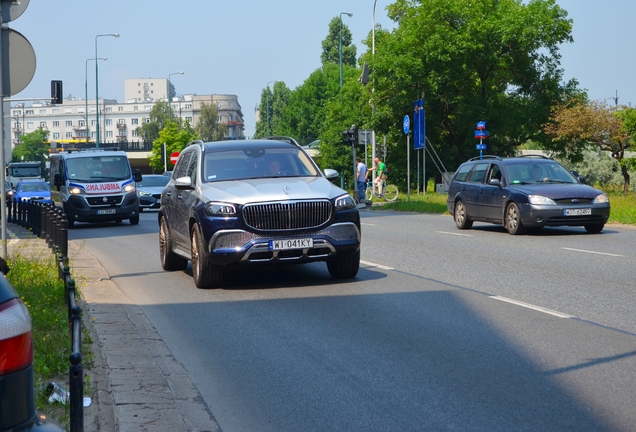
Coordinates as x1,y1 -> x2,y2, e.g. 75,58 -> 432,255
9,0 -> 636,138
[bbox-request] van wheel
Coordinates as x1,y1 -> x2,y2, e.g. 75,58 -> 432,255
191,225 -> 223,288
63,204 -> 75,228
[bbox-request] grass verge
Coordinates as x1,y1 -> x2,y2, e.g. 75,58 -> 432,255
6,249 -> 92,430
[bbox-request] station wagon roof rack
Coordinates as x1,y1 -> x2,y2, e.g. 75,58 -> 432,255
186,140 -> 205,148
519,154 -> 550,159
468,155 -> 502,161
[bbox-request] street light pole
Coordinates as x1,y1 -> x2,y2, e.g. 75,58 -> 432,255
266,80 -> 280,136
372,1 -> 378,168
339,12 -> 353,89
95,33 -> 119,148
86,57 -> 106,144
168,71 -> 184,121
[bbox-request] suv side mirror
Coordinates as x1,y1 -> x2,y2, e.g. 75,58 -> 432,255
324,169 -> 339,183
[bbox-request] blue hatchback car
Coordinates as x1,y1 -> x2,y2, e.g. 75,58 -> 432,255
447,155 -> 610,234
11,180 -> 52,205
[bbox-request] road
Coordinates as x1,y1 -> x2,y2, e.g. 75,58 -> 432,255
70,210 -> 636,431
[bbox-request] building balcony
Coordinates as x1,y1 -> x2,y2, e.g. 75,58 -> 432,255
117,123 -> 127,129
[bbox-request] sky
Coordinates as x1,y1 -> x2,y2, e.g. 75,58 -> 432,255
8,0 -> 636,138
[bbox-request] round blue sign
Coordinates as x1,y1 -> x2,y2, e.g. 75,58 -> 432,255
403,115 -> 410,134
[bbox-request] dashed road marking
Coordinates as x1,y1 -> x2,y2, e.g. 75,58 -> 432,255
360,260 -> 394,270
437,231 -> 473,237
490,296 -> 574,318
561,247 -> 624,257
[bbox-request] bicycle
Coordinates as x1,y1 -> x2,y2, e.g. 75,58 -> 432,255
365,178 -> 399,202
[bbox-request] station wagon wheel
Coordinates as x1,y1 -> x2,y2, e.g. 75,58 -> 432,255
191,225 -> 223,288
584,223 -> 604,234
505,202 -> 526,235
159,217 -> 188,271
454,200 -> 473,229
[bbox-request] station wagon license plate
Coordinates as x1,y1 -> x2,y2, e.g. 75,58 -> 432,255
270,238 -> 313,251
97,209 -> 116,215
564,208 -> 591,216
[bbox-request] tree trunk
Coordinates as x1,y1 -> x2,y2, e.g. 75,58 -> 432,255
621,164 -> 631,196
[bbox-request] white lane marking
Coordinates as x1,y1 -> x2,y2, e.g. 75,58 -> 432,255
361,223 -> 376,226
437,231 -> 473,237
360,260 -> 394,270
490,296 -> 574,318
561,247 -> 624,257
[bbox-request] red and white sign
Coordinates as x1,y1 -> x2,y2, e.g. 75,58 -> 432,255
170,151 -> 180,164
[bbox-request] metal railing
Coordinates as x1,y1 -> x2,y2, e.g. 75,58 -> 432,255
10,199 -> 84,432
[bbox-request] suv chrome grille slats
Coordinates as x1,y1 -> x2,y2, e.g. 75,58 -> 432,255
243,200 -> 332,230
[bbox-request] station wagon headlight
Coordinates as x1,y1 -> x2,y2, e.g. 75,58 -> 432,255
334,194 -> 356,211
204,202 -> 236,216
593,193 -> 609,204
528,195 -> 556,205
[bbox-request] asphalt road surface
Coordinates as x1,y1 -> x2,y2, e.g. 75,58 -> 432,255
70,210 -> 636,431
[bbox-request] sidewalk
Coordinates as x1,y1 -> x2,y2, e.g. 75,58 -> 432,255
5,223 -> 220,432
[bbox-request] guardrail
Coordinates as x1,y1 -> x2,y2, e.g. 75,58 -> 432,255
9,199 -> 84,432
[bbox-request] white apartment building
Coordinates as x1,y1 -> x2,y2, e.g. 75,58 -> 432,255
10,78 -> 245,150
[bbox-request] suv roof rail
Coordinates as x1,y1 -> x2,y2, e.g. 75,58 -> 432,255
520,154 -> 550,159
264,136 -> 302,147
468,155 -> 502,161
186,140 -> 205,148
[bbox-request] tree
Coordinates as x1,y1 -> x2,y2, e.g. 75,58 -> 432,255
135,101 -> 170,144
147,121 -> 200,172
254,81 -> 290,138
364,0 -> 576,175
195,102 -> 226,141
321,16 -> 357,67
544,99 -> 634,194
12,127 -> 50,172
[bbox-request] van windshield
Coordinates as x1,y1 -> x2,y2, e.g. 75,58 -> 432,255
66,156 -> 131,182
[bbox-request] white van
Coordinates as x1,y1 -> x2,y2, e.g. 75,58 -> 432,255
49,148 -> 142,228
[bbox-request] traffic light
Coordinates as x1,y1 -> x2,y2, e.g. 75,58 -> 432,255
51,80 -> 63,105
342,125 -> 357,147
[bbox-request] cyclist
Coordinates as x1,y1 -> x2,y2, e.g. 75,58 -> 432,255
371,157 -> 387,196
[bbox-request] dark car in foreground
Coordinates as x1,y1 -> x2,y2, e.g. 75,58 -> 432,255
447,155 -> 610,235
158,138 -> 361,288
136,174 -> 170,211
0,276 -> 65,431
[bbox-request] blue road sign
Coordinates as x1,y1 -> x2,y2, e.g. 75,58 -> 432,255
475,130 -> 489,139
476,144 -> 487,150
403,115 -> 410,134
477,121 -> 486,130
414,99 -> 425,149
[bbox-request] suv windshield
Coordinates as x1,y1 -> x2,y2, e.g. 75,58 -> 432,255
505,161 -> 578,185
204,146 -> 319,182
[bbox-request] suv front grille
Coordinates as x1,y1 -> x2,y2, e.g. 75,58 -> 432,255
242,200 -> 332,231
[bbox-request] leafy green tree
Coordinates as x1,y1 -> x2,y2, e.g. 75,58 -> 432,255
195,102 -> 226,141
135,101 -> 170,144
11,127 -> 50,173
365,0 -> 576,176
545,99 -> 633,194
321,16 -> 357,67
254,81 -> 290,138
147,121 -> 200,172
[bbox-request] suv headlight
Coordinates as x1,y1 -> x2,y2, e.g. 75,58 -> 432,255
593,193 -> 609,204
528,195 -> 556,205
204,202 -> 237,216
138,190 -> 152,197
334,194 -> 356,211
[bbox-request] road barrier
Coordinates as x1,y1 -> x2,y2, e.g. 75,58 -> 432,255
9,199 -> 84,432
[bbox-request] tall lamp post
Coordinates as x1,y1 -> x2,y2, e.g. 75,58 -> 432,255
168,71 -> 184,121
95,33 -> 119,148
266,80 -> 281,136
86,57 -> 107,144
372,1 -> 378,168
339,12 -> 353,89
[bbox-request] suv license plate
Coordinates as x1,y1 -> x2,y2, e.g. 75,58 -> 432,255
270,238 -> 313,251
97,209 -> 117,215
564,208 -> 591,216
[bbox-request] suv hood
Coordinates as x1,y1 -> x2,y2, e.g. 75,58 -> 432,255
509,183 -> 604,200
199,177 -> 346,205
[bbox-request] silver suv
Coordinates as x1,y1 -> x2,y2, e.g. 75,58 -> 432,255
158,138 -> 361,288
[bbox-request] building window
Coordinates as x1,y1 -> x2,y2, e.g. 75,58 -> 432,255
26,110 -> 34,115
105,107 -> 113,113
40,121 -> 47,128
27,122 -> 34,129
12,110 -> 21,116
118,106 -> 123,112
106,131 -> 113,138
118,119 -> 125,125
145,106 -> 152,112
144,117 -> 150,123
185,116 -> 193,123
64,108 -> 72,114
78,120 -> 85,127
91,132 -> 97,139
52,109 -> 59,114
131,118 -> 139,125
53,132 -> 59,139
134,106 -> 139,111
65,132 -> 73,138
39,109 -> 46,115
91,120 -> 96,126
105,119 -> 113,126
131,129 -> 137,137
217,116 -> 222,122
52,121 -> 59,128
119,129 -> 127,137
66,120 -> 73,127
184,104 -> 192,110
78,107 -> 85,114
